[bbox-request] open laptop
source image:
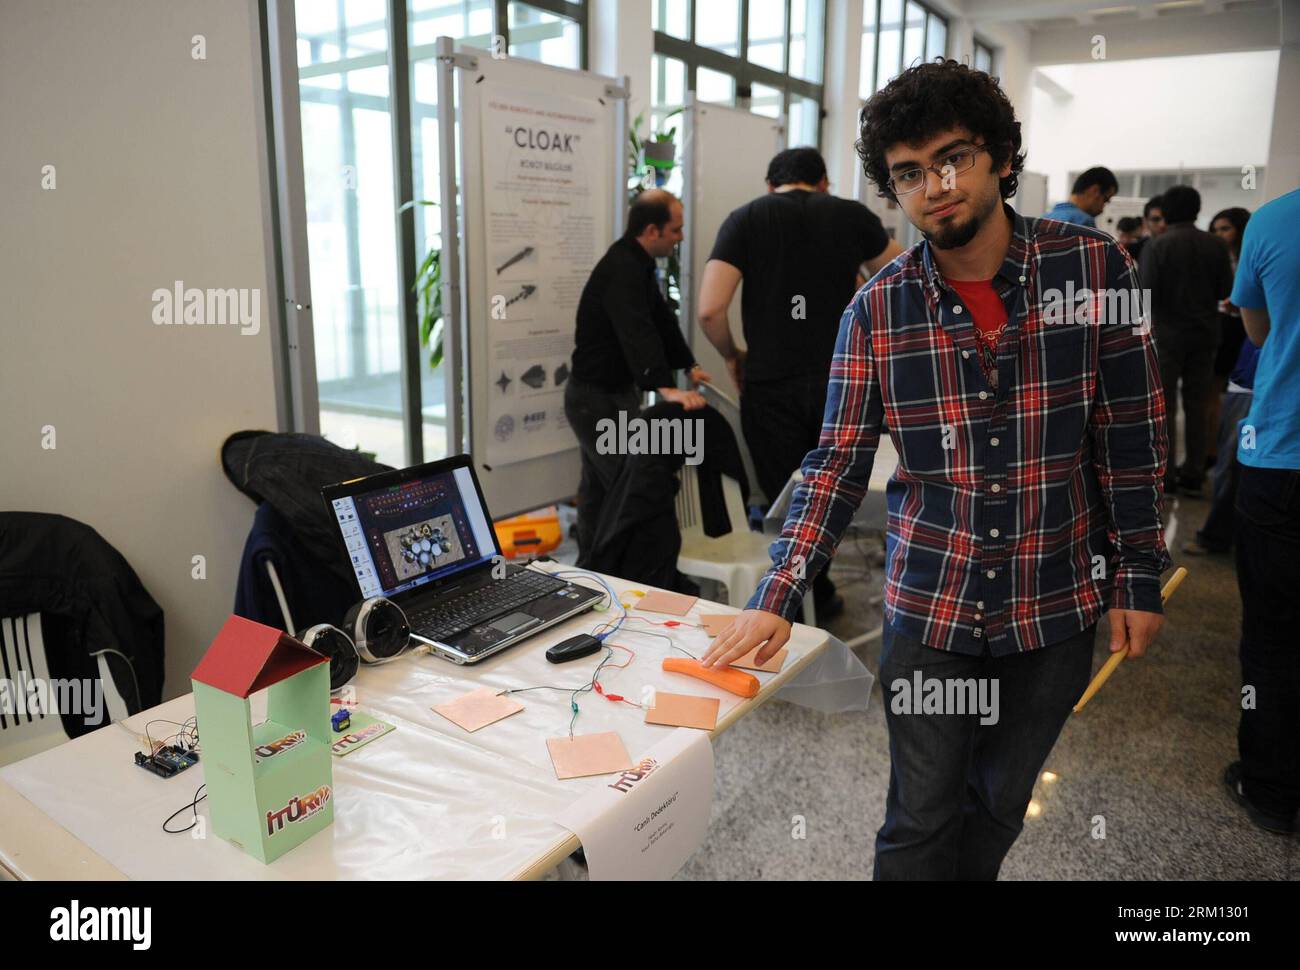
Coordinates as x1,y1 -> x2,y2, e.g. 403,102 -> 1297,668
322,455 -> 601,665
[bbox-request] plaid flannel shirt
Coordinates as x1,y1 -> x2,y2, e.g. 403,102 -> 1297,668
748,205 -> 1172,655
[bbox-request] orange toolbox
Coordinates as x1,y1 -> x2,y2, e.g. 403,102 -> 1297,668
493,506 -> 563,559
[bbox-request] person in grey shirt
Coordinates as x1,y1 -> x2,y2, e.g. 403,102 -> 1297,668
1140,184 -> 1234,495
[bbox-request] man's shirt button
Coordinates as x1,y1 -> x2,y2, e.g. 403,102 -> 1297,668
986,569 -> 996,579
989,528 -> 1000,537
954,305 -> 964,314
977,600 -> 985,609
978,390 -> 988,400
1019,275 -> 1027,283
962,350 -> 970,359
990,436 -> 1000,446
991,483 -> 1001,493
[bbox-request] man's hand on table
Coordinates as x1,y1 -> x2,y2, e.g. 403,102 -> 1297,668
700,609 -> 792,669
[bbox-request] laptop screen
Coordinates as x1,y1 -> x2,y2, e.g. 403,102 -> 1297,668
328,464 -> 498,600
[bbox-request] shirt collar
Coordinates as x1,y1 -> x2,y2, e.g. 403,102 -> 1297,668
618,235 -> 655,269
920,203 -> 1033,299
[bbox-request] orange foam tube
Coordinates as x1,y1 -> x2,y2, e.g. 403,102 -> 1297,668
662,657 -> 760,698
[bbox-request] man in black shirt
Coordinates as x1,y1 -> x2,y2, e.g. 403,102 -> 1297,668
1127,194 -> 1165,264
566,189 -> 709,555
1140,184 -> 1234,494
698,148 -> 902,616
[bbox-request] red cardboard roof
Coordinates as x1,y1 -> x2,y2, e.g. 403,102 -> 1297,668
192,614 -> 326,698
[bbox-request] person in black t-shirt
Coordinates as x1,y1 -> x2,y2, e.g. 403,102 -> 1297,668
697,148 -> 902,618
565,189 -> 710,558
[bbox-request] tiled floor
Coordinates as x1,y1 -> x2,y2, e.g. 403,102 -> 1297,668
551,490 -> 1299,880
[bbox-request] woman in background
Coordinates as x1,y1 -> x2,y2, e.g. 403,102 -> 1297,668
1203,207 -> 1251,468
1183,206 -> 1253,557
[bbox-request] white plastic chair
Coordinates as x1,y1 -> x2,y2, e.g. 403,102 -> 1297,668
0,613 -> 132,768
697,381 -> 766,507
675,464 -> 817,627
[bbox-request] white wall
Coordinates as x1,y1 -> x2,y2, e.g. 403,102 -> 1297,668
1026,50 -> 1280,205
0,0 -> 281,698
1263,33 -> 1300,200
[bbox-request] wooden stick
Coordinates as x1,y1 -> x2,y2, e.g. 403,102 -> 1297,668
1072,566 -> 1188,714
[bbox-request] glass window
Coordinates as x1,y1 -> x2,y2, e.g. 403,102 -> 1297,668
508,2 -> 581,68
859,0 -> 876,100
697,66 -> 737,105
902,1 -> 924,71
653,0 -> 689,39
875,0 -> 902,92
408,0 -> 496,460
649,54 -> 687,196
748,0 -> 786,72
749,81 -> 783,119
408,0 -> 492,47
296,0 -> 404,466
788,94 -> 820,148
924,12 -> 946,62
696,0 -> 741,56
651,53 -> 687,113
789,0 -> 824,82
974,39 -> 994,74
285,0 -> 587,465
653,1 -> 825,146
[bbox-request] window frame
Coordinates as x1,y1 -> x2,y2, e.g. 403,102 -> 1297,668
266,0 -> 588,465
653,0 -> 827,147
860,0 -> 949,100
497,0 -> 588,70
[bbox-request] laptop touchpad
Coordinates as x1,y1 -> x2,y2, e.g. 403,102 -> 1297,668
490,611 -> 537,634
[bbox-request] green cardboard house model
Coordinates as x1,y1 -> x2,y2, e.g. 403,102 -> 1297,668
191,614 -> 334,864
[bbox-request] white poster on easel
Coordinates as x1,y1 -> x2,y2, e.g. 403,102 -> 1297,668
478,83 -> 612,467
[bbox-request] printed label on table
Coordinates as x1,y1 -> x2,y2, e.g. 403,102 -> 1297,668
553,728 -> 713,880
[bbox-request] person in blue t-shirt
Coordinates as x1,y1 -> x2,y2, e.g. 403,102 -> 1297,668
1045,166 -> 1118,228
1221,186 -> 1300,835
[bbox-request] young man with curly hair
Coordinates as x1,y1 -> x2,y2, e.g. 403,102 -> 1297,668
703,60 -> 1172,879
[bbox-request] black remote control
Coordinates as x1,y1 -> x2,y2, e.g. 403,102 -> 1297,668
546,633 -> 602,664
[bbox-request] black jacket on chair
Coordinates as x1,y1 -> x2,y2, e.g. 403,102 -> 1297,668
222,430 -> 392,588
0,512 -> 161,736
234,502 -> 358,632
223,431 -> 391,630
580,402 -> 749,590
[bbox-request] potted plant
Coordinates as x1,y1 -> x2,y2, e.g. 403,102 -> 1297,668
629,108 -> 683,182
399,199 -> 444,371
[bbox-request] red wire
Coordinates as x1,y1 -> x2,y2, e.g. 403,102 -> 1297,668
595,643 -> 641,706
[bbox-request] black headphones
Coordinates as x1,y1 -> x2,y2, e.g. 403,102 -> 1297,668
298,596 -> 411,690
298,623 -> 361,691
343,596 -> 411,663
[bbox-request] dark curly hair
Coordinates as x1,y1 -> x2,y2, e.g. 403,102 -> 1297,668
857,59 -> 1026,201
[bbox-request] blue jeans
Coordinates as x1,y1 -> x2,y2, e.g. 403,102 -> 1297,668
1196,390 -> 1252,551
1234,464 -> 1300,817
874,621 -> 1096,880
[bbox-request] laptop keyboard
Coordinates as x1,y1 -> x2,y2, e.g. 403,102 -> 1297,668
408,569 -> 569,641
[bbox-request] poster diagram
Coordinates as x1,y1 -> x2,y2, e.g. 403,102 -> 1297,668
478,82 -> 611,466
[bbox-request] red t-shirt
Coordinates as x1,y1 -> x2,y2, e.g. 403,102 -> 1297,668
947,278 -> 1007,387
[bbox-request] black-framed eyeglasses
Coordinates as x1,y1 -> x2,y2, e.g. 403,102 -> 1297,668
887,145 -> 992,197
